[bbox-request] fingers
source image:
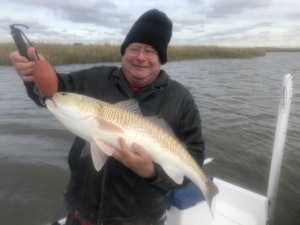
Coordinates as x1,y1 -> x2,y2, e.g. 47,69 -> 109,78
112,137 -> 132,163
132,143 -> 146,156
10,51 -> 33,81
15,62 -> 35,82
27,47 -> 39,61
10,48 -> 36,82
10,47 -> 46,82
10,51 -> 28,64
112,137 -> 156,179
27,47 -> 45,61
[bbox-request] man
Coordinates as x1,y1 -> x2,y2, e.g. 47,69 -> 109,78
10,9 -> 205,225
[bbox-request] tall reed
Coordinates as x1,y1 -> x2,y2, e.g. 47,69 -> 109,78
1,43 -> 266,66
168,45 -> 266,61
0,43 -> 16,66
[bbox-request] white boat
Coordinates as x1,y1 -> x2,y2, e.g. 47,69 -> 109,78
165,177 -> 268,225
51,74 -> 293,225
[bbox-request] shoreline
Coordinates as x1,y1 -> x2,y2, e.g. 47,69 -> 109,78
1,42 -> 299,66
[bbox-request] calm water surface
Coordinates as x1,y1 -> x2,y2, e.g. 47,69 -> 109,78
0,52 -> 299,225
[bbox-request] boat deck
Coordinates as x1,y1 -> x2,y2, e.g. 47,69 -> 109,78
165,178 -> 269,225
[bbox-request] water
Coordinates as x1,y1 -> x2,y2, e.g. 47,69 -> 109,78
0,52 -> 299,225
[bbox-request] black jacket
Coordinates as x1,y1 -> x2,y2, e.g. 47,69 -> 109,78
24,66 -> 205,224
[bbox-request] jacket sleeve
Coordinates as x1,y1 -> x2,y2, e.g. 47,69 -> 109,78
23,81 -> 46,107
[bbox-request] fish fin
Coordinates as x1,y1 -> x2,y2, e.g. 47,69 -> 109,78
114,99 -> 184,149
97,119 -> 124,134
81,142 -> 91,157
90,143 -> 108,171
162,165 -> 185,184
114,99 -> 142,115
114,99 -> 175,137
147,116 -> 187,149
93,137 -> 115,156
114,99 -> 172,134
147,116 -> 176,134
206,179 -> 219,209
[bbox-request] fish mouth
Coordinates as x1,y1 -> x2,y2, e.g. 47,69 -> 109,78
45,97 -> 58,108
37,95 -> 52,106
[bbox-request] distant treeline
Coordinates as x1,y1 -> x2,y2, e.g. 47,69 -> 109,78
0,42 -> 297,66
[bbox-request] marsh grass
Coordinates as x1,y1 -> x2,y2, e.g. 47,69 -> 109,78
0,43 -> 121,66
1,42 -> 266,66
168,45 -> 266,61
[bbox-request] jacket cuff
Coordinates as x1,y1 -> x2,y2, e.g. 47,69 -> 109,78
23,81 -> 46,107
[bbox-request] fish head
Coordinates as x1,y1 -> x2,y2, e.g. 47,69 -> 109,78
45,92 -> 104,121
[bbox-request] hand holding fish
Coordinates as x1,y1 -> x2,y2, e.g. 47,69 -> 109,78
10,47 -> 57,97
10,47 -> 43,82
113,137 -> 157,179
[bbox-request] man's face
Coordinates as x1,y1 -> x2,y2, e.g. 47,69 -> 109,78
122,43 -> 161,87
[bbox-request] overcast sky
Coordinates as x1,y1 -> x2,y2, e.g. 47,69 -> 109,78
1,0 -> 299,47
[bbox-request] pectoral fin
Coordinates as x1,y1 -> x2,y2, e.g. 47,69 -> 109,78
81,142 -> 91,158
90,143 -> 108,171
97,118 -> 124,134
161,165 -> 185,184
93,137 -> 115,156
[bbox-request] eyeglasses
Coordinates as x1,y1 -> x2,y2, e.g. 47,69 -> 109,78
126,46 -> 158,58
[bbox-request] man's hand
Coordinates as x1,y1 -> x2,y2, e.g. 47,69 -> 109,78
112,137 -> 157,179
9,47 -> 44,82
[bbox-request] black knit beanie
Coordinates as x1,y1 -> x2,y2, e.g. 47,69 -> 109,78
120,9 -> 173,64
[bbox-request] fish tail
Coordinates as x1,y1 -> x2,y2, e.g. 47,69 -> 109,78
206,179 -> 219,217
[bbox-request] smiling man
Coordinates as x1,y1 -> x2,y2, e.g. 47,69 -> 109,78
121,43 -> 161,88
10,9 -> 205,225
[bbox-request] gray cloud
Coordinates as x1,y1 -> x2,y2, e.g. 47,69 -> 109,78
6,0 -> 131,30
0,16 -> 51,42
288,12 -> 300,20
1,0 -> 299,47
207,0 -> 273,18
204,21 -> 274,38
